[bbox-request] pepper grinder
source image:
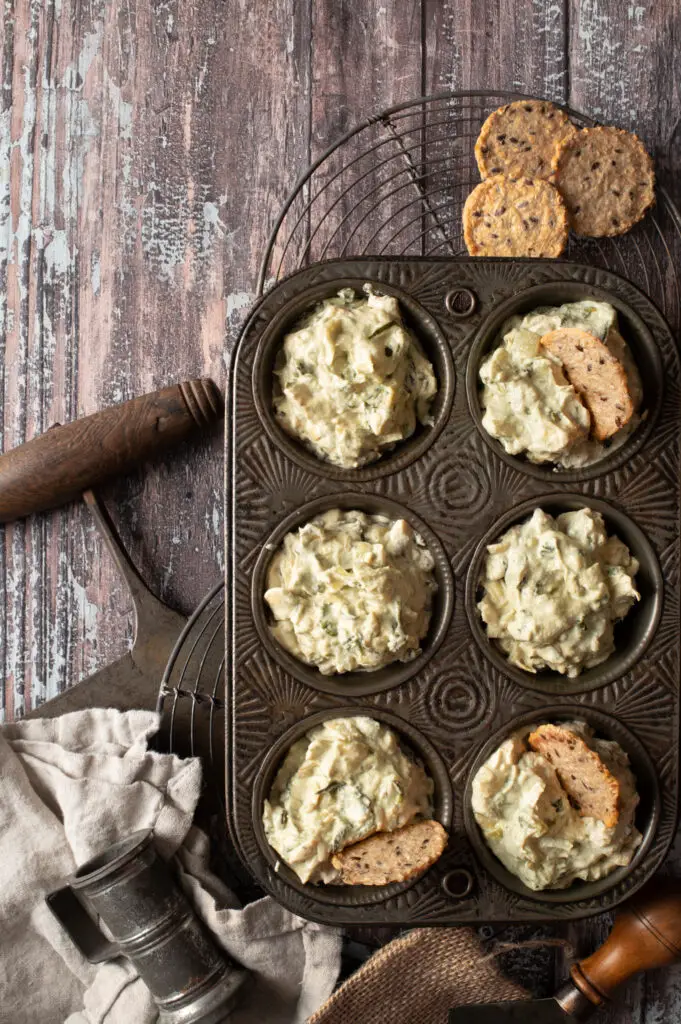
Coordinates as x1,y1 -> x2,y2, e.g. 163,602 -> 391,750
47,830 -> 249,1024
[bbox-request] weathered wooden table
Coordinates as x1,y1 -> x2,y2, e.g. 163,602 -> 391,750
2,1 -> 681,1018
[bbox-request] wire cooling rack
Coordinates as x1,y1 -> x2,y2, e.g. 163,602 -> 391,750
157,88 -> 681,801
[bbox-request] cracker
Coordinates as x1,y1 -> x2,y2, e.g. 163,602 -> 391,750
604,328 -> 643,411
331,820 -> 448,886
475,100 -> 577,181
463,176 -> 568,258
540,327 -> 634,441
528,723 -> 621,828
551,126 -> 655,237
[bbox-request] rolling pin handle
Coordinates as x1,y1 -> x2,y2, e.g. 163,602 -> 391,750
555,877 -> 681,1019
0,380 -> 224,523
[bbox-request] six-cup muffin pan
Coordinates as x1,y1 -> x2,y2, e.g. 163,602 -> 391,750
225,256 -> 680,924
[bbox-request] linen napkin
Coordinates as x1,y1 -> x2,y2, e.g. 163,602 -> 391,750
0,708 -> 341,1024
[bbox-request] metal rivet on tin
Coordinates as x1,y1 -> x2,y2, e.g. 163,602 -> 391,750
445,288 -> 477,318
441,868 -> 475,899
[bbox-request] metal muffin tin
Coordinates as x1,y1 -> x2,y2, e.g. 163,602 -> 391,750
252,277 -> 455,482
226,256 -> 680,924
463,706 -> 661,905
251,706 -> 453,907
466,494 -> 663,696
251,493 -> 454,697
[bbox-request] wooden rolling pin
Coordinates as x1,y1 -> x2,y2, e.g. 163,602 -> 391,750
0,379 -> 223,523
559,876 -> 681,1017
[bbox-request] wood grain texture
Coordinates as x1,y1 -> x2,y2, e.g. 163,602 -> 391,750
2,1 -> 681,1018
0,0 -> 309,715
423,0 -> 568,102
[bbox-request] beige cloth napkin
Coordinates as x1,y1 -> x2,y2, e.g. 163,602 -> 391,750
309,926 -> 528,1024
0,708 -> 341,1024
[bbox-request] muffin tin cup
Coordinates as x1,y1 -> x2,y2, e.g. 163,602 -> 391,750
251,493 -> 455,697
463,706 -> 661,904
252,276 -> 456,482
465,493 -> 664,696
251,706 -> 454,907
465,279 -> 664,484
464,278 -> 659,485
227,256 -> 680,925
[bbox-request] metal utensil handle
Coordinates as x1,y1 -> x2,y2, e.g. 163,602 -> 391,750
46,886 -> 120,964
0,379 -> 223,523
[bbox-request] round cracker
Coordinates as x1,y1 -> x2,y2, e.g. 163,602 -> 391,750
551,126 -> 655,237
540,327 -> 634,441
475,100 -> 577,180
528,723 -> 621,828
331,820 -> 448,886
463,175 -> 568,258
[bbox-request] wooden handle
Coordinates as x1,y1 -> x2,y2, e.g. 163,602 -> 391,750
570,877 -> 681,1007
0,379 -> 223,523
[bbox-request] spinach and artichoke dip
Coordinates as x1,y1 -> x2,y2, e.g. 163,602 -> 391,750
478,508 -> 639,677
471,722 -> 641,890
273,288 -> 438,468
479,300 -> 642,468
263,716 -> 434,884
264,509 -> 437,675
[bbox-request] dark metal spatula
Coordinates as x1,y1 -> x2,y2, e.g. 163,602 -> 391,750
450,877 -> 681,1022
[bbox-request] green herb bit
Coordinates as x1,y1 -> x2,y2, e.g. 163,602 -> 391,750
368,321 -> 396,339
317,780 -> 345,797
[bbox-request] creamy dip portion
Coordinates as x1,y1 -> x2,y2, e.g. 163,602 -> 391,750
479,300 -> 642,468
478,508 -> 639,677
265,509 -> 437,675
273,288 -> 437,468
263,716 -> 434,883
471,721 -> 642,891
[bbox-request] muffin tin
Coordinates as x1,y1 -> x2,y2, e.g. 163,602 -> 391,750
251,493 -> 454,697
466,494 -> 663,696
226,256 -> 680,924
251,706 -> 454,907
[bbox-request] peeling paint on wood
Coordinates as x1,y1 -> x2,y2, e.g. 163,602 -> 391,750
424,0 -> 567,103
2,1 -> 681,1015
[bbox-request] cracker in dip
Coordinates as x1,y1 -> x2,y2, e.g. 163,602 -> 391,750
265,509 -> 437,675
263,716 -> 434,884
273,288 -> 437,468
479,300 -> 643,468
471,721 -> 641,891
478,507 -> 639,677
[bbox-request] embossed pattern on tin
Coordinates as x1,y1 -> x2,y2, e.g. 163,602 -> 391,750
226,256 -> 680,925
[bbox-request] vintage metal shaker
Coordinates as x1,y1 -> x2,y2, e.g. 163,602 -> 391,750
47,829 -> 249,1023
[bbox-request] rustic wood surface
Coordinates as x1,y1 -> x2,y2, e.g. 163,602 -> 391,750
2,1 -> 681,1018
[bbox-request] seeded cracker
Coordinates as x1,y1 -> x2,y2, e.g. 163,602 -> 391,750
463,176 -> 568,258
475,100 -> 577,180
528,724 -> 621,828
540,327 -> 634,441
552,126 -> 655,237
331,820 -> 448,886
